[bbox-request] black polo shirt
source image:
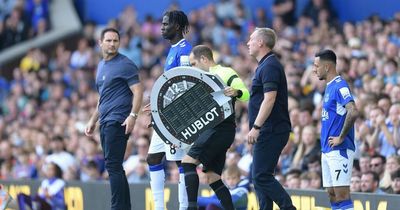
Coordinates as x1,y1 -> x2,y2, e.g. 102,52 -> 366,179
248,52 -> 291,133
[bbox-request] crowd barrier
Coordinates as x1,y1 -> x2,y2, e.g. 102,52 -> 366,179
1,180 -> 399,210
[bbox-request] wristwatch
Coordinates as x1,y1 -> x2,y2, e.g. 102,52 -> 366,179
253,124 -> 261,130
129,112 -> 138,119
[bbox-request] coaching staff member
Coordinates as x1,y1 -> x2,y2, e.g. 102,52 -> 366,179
85,28 -> 143,210
247,28 -> 296,210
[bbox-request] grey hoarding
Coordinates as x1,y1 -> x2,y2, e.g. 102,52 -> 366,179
0,180 -> 399,210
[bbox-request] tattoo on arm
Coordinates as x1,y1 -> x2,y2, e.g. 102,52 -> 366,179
339,101 -> 358,139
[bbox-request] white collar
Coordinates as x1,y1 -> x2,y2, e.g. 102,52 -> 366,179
327,75 -> 340,86
171,39 -> 185,47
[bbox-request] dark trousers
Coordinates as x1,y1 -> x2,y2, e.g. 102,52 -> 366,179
100,121 -> 131,210
252,131 -> 296,210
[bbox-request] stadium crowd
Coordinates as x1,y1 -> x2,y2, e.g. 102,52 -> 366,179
0,0 -> 400,196
0,0 -> 50,50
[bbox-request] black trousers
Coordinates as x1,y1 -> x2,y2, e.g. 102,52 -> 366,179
100,121 -> 131,210
252,131 -> 296,210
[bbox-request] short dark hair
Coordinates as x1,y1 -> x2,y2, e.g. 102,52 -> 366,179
51,162 -> 63,179
100,28 -> 120,41
315,49 -> 337,65
387,58 -> 398,68
391,169 -> 400,180
363,171 -> 380,183
286,168 -> 302,177
163,10 -> 189,35
308,154 -> 321,164
52,135 -> 64,142
371,154 -> 386,164
191,45 -> 214,61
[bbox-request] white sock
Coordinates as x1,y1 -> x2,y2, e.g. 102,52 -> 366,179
178,168 -> 188,210
149,166 -> 165,210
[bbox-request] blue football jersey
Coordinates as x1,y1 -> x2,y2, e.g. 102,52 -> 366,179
164,39 -> 192,71
321,76 -> 355,153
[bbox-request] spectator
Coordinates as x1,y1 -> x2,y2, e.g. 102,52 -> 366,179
370,154 -> 386,180
126,160 -> 150,183
70,38 -> 91,69
273,0 -> 296,26
253,8 -> 269,28
308,171 -> 322,189
300,172 -> 311,189
302,0 -> 336,26
359,154 -> 371,174
306,155 -> 322,174
355,121 -> 372,157
0,7 -> 28,50
25,0 -> 49,35
285,169 -> 301,189
350,174 -> 361,192
367,106 -> 396,157
381,155 -> 400,190
360,171 -> 385,194
124,136 -> 150,182
197,165 -> 249,210
377,95 -> 392,115
278,136 -> 295,175
14,162 -> 66,210
390,85 -> 400,103
81,160 -> 102,181
291,125 -> 320,170
79,137 -> 105,181
45,136 -> 77,174
12,149 -> 38,179
0,141 -> 15,169
387,169 -> 400,194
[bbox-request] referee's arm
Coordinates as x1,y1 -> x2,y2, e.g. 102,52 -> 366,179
223,68 -> 249,101
229,76 -> 250,101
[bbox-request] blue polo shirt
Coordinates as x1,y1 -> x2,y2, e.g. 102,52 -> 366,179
96,53 -> 140,124
248,52 -> 291,133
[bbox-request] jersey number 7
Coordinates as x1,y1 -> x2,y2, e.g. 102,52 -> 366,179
335,169 -> 341,181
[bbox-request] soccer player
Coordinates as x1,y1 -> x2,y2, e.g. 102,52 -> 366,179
313,49 -> 359,210
145,10 -> 192,210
